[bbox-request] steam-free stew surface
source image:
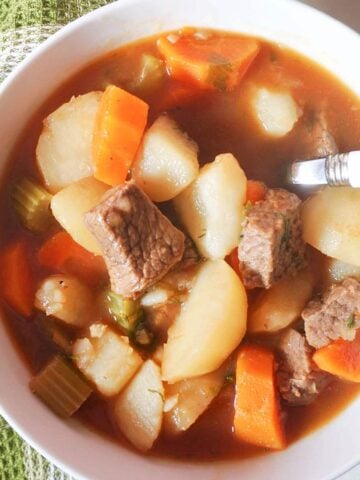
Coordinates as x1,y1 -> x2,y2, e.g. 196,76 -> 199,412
1,29 -> 360,460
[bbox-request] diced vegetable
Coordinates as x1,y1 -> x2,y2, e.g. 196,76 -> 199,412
248,268 -> 316,333
30,355 -> 92,417
113,360 -> 164,451
0,242 -> 34,316
234,345 -> 285,450
93,85 -> 149,186
163,369 -> 224,434
252,88 -> 301,137
73,324 -> 143,396
313,331 -> 360,382
51,177 -> 109,255
246,180 -> 267,204
38,231 -> 108,288
157,35 -> 259,91
140,286 -> 172,307
162,260 -> 247,383
131,54 -> 166,94
35,275 -> 94,328
12,178 -> 53,233
302,187 -> 360,266
327,258 -> 360,283
105,290 -> 143,332
132,115 -> 199,202
174,153 -> 247,259
36,92 -> 102,193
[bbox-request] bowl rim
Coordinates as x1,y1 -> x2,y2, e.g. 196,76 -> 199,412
0,0 -> 360,479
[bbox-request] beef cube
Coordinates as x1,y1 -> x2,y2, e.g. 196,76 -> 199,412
276,328 -> 331,406
85,182 -> 185,298
238,189 -> 305,289
302,277 -> 360,349
173,235 -> 200,271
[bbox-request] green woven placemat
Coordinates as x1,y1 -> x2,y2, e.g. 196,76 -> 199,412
0,3 -> 114,478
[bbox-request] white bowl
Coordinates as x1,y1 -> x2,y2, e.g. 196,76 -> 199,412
0,1 -> 360,479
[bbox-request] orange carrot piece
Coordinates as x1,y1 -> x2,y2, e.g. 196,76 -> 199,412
226,248 -> 241,278
157,35 -> 260,91
313,331 -> 360,382
93,85 -> 149,186
38,231 -> 107,288
0,242 -> 34,317
246,180 -> 267,204
234,345 -> 286,450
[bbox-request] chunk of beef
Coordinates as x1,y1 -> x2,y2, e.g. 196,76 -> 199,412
238,189 -> 305,289
173,235 -> 200,271
302,277 -> 360,349
276,328 -> 331,406
295,109 -> 338,159
85,182 -> 185,298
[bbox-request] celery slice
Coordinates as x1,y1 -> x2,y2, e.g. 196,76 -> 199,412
131,54 -> 165,94
30,355 -> 92,417
12,178 -> 53,233
106,290 -> 143,332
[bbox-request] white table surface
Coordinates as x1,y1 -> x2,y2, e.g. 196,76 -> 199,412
298,3 -> 360,478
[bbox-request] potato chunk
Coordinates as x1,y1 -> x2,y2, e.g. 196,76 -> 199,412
162,260 -> 247,383
163,369 -> 223,434
114,360 -> 164,451
35,275 -> 94,328
327,258 -> 360,283
73,324 -> 142,396
302,187 -> 360,266
132,115 -> 199,202
36,92 -> 102,193
51,177 -> 109,255
248,268 -> 316,333
252,88 -> 301,137
174,153 -> 247,259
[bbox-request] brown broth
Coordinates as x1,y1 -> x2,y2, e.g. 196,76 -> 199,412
1,28 -> 360,461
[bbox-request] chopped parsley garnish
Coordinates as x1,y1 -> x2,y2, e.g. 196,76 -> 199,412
207,53 -> 233,91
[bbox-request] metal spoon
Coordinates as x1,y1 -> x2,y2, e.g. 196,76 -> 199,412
287,151 -> 360,187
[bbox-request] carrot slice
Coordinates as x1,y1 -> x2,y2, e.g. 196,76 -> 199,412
226,247 -> 241,277
38,231 -> 107,288
157,35 -> 260,91
313,331 -> 360,382
234,345 -> 286,450
246,180 -> 267,204
93,85 -> 149,186
0,241 -> 34,316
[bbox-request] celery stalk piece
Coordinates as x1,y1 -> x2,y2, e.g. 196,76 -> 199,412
12,178 -> 53,233
106,290 -> 143,331
131,54 -> 166,94
30,355 -> 92,417
106,290 -> 154,348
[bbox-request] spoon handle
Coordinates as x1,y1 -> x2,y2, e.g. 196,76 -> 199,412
288,151 -> 360,187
